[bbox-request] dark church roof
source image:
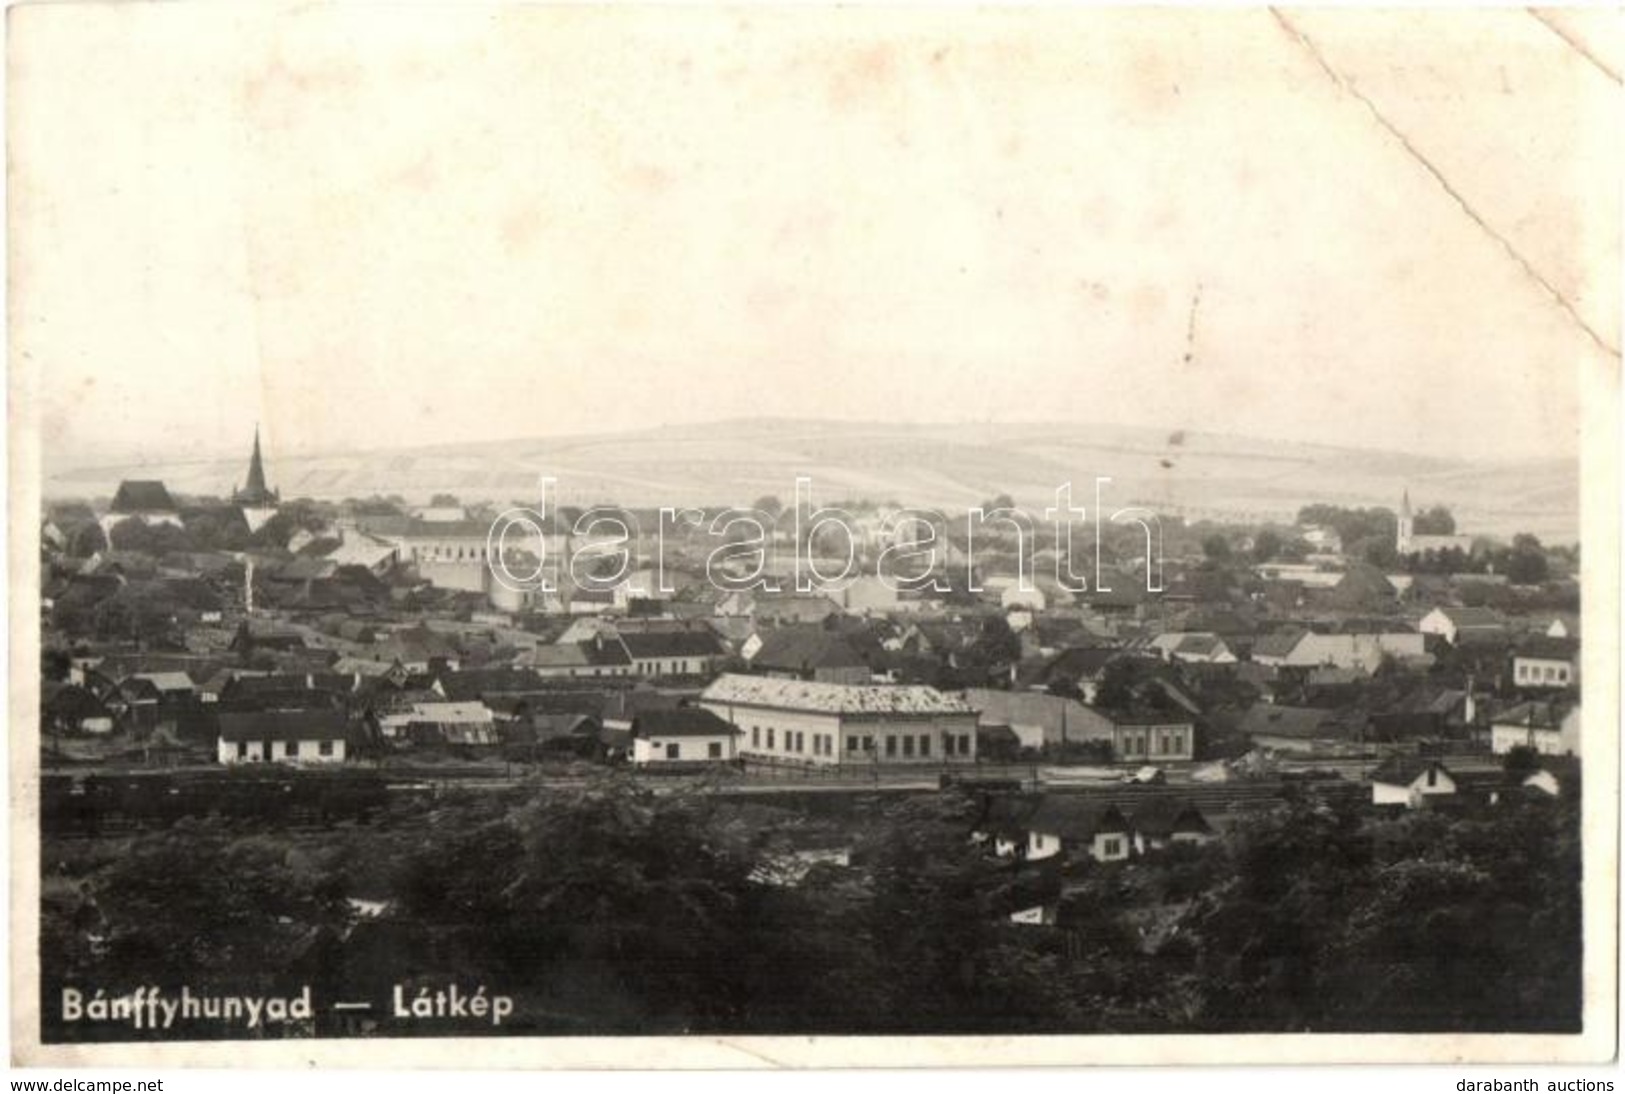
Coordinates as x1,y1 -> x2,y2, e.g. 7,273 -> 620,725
110,480 -> 177,514
233,427 -> 279,506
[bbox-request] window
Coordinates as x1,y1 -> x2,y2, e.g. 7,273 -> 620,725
237,740 -> 247,760
886,735 -> 897,757
708,742 -> 722,760
848,735 -> 860,752
768,728 -> 776,749
1172,732 -> 1183,755
666,742 -> 680,760
1426,766 -> 1437,787
961,734 -> 972,755
318,740 -> 334,757
863,736 -> 874,753
284,740 -> 298,758
1102,837 -> 1122,858
752,727 -> 760,748
919,734 -> 930,756
903,736 -> 915,758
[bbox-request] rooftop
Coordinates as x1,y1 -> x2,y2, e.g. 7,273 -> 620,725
703,673 -> 973,716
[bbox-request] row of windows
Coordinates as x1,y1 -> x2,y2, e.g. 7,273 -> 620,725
639,659 -> 699,676
745,726 -> 972,759
1516,663 -> 1571,683
234,739 -> 336,759
661,741 -> 725,760
412,545 -> 489,562
1120,731 -> 1186,756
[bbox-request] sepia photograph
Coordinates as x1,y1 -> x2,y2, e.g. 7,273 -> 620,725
7,1 -> 1620,1071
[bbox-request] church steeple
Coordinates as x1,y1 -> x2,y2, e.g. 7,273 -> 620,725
246,426 -> 268,496
234,425 -> 278,507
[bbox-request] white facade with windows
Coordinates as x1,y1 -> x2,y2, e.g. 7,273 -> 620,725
218,735 -> 346,765
700,674 -> 978,766
1513,655 -> 1575,689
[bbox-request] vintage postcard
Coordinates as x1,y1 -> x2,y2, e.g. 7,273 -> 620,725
8,1 -> 1620,1070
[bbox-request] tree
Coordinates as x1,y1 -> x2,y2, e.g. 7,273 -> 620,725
1502,744 -> 1540,779
1251,529 -> 1283,564
1413,505 -> 1456,535
969,615 -> 1022,671
1201,535 -> 1232,564
1349,533 -> 1398,570
429,493 -> 461,508
65,523 -> 107,558
1093,658 -> 1138,711
752,495 -> 784,517
108,519 -> 195,557
1502,535 -> 1549,585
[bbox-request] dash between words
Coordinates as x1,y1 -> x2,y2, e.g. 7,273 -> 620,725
483,477 -> 1166,597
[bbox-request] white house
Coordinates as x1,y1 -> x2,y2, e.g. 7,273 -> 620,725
217,710 -> 352,765
701,674 -> 979,766
1491,701 -> 1581,757
1024,799 -> 1132,863
1512,638 -> 1579,690
630,708 -> 741,764
1370,757 -> 1458,808
619,628 -> 725,678
377,700 -> 497,744
1148,632 -> 1236,665
1418,606 -> 1505,646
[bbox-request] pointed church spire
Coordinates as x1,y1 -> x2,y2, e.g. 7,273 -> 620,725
1401,487 -> 1412,519
246,425 -> 268,496
234,424 -> 277,507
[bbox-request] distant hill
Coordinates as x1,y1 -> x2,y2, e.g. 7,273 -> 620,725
45,419 -> 1579,542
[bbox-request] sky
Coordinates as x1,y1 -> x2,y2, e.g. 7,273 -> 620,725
12,5 -> 1620,473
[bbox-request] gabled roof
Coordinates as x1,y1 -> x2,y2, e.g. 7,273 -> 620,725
1491,700 -> 1575,730
966,688 -> 1114,735
109,480 -> 177,514
1515,636 -> 1579,661
400,701 -> 493,725
1041,646 -> 1122,681
1130,798 -> 1213,838
127,671 -> 197,694
632,707 -> 740,738
752,627 -> 868,672
217,709 -> 351,742
1370,756 -> 1453,788
974,794 -> 1042,839
1251,630 -> 1307,659
1237,702 -> 1348,740
1026,798 -> 1129,841
619,629 -> 724,660
1435,606 -> 1504,629
434,667 -> 547,701
519,639 -> 631,669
